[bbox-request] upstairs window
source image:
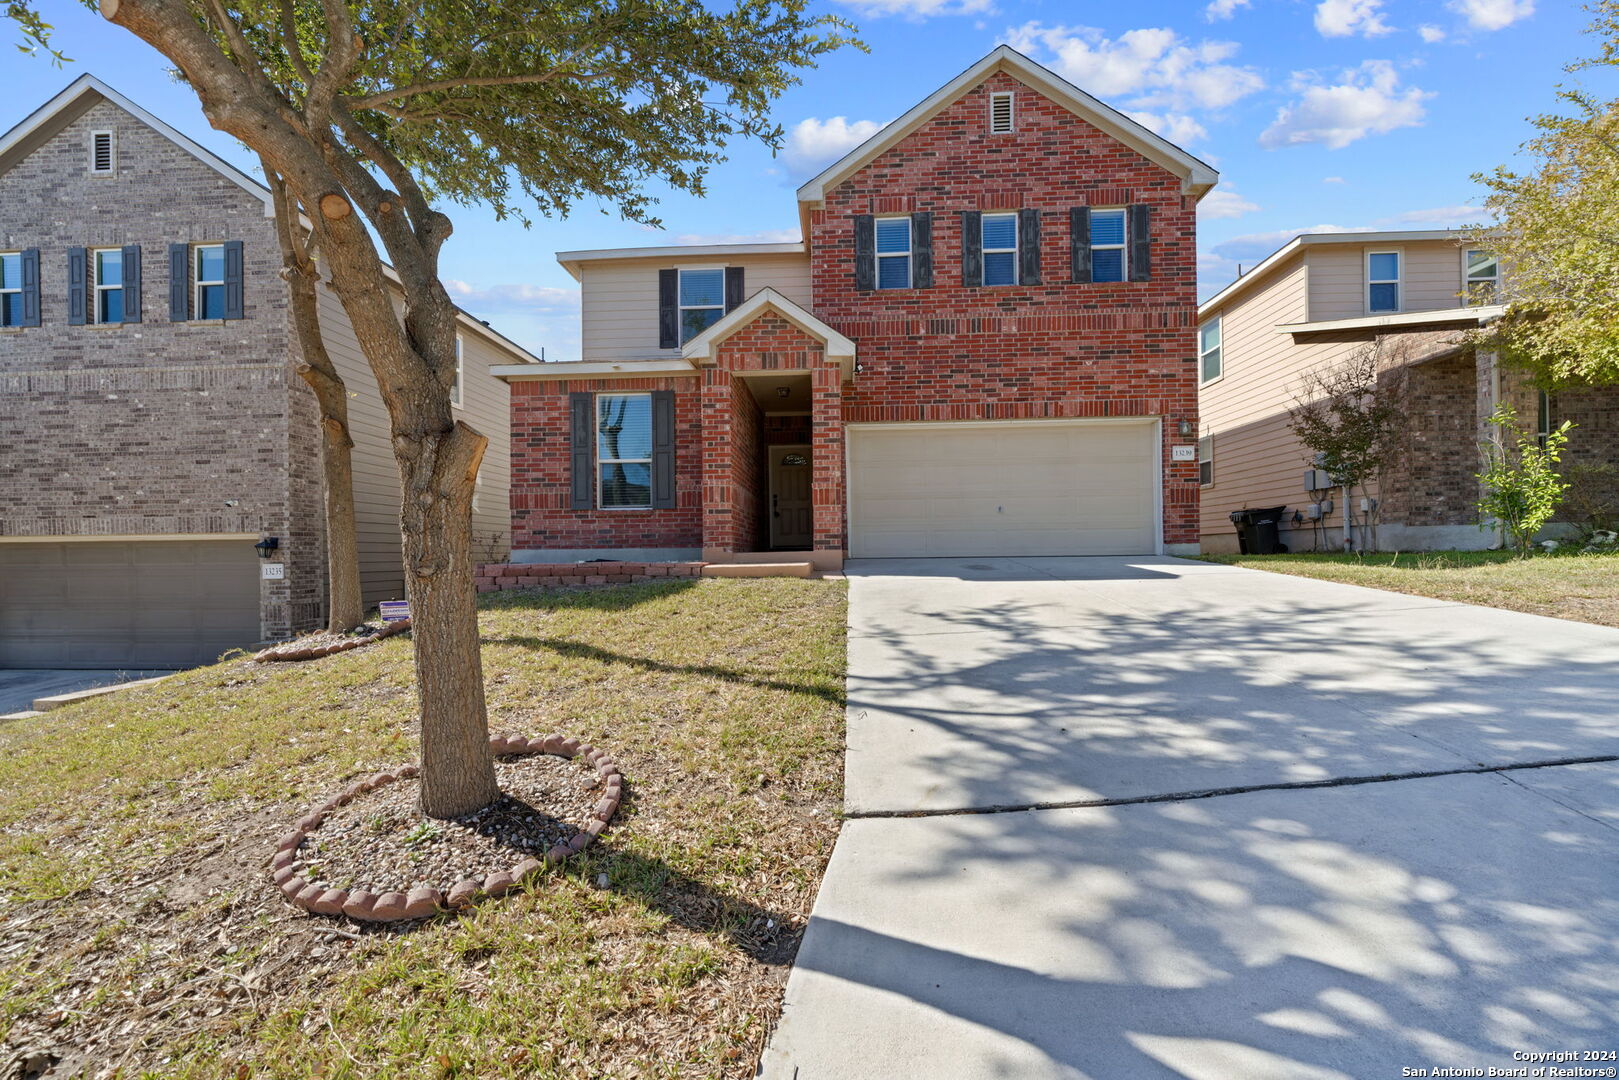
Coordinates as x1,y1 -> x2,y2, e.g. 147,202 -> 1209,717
1465,249 -> 1499,304
678,268 -> 725,343
89,130 -> 115,176
981,213 -> 1018,286
194,244 -> 226,319
875,216 -> 912,289
989,92 -> 1014,133
91,248 -> 124,324
0,252 -> 22,327
1090,208 -> 1127,283
1198,435 -> 1214,487
1367,251 -> 1401,313
451,334 -> 464,407
1199,317 -> 1223,385
1537,390 -> 1552,448
597,392 -> 653,508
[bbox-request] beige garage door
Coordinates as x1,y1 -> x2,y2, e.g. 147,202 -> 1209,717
848,421 -> 1159,558
0,540 -> 261,668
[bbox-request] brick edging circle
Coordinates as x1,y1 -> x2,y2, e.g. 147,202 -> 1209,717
270,733 -> 623,922
252,619 -> 412,663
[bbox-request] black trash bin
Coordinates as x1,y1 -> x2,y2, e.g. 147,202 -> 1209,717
1228,506 -> 1288,555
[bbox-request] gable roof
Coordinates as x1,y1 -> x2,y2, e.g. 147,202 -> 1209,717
796,45 -> 1220,208
0,73 -> 273,214
0,74 -> 546,365
682,288 -> 855,378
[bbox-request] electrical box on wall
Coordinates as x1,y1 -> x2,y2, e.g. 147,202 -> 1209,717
1303,469 -> 1334,492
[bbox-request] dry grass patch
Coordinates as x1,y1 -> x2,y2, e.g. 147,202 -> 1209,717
1198,550 -> 1619,628
0,578 -> 846,1079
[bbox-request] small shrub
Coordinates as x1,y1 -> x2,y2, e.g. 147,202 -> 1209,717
1477,404 -> 1574,556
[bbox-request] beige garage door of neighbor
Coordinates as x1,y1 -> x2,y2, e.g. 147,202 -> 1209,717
0,540 -> 262,669
847,420 -> 1159,558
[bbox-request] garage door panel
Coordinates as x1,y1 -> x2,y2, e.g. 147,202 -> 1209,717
0,541 -> 261,669
848,422 -> 1158,558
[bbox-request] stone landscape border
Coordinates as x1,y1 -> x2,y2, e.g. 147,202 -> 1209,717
252,618 -> 412,663
271,732 -> 623,922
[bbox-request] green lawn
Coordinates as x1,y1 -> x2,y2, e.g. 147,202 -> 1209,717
1198,549 -> 1619,628
0,578 -> 846,1078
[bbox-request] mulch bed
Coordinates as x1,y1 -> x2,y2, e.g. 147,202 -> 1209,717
251,620 -> 411,663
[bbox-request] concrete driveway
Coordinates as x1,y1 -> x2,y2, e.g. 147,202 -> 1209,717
0,669 -> 176,715
764,557 -> 1619,1079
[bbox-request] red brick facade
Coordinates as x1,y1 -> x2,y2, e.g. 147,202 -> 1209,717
506,63 -> 1203,559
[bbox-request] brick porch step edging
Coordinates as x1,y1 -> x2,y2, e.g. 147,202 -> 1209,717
476,562 -> 706,592
270,733 -> 623,922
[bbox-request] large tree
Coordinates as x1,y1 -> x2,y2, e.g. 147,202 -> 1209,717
18,0 -> 852,817
1468,0 -> 1619,386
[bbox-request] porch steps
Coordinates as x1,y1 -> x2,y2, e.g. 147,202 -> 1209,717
700,561 -> 814,579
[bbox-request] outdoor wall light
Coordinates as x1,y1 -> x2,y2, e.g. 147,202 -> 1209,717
776,386 -> 791,398
254,537 -> 280,559
1177,419 -> 1195,437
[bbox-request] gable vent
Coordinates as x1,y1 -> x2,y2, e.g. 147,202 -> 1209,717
989,92 -> 1014,133
90,130 -> 115,175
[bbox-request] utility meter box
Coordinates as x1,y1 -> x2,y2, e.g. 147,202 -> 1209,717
1304,469 -> 1334,492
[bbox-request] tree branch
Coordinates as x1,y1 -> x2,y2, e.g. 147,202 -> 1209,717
347,66 -> 588,111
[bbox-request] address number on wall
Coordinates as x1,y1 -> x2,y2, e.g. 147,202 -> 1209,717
261,563 -> 286,580
1170,445 -> 1197,462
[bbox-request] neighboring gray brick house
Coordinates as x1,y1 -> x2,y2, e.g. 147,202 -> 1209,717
0,76 -> 532,667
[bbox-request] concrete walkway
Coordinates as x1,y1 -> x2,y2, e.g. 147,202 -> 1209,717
763,557 -> 1619,1079
0,669 -> 176,715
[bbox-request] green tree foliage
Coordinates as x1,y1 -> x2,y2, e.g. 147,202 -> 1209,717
1477,404 -> 1574,556
1469,0 -> 1619,386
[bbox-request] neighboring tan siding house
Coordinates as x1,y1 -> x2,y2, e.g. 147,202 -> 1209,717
1196,229 -> 1619,553
501,46 -> 1216,568
0,76 -> 530,668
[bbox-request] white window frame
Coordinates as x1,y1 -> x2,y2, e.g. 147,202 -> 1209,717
981,212 -> 1018,287
1536,390 -> 1552,448
1090,207 -> 1129,283
89,129 -> 115,176
90,247 -> 123,325
194,243 -> 226,320
1462,248 -> 1499,305
1366,249 -> 1402,314
677,266 -> 725,345
1198,435 -> 1214,488
989,91 -> 1014,134
450,334 -> 465,407
1198,316 -> 1223,387
874,215 -> 912,290
596,391 -> 654,510
0,251 -> 21,328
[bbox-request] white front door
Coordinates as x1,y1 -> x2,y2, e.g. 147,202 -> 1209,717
769,445 -> 813,549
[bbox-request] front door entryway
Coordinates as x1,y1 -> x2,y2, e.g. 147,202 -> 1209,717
769,444 -> 813,549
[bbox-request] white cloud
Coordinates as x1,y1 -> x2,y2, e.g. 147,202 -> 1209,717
1126,110 -> 1208,145
833,0 -> 993,17
1314,0 -> 1393,38
671,228 -> 802,245
1199,186 -> 1260,219
1004,23 -> 1264,112
1446,0 -> 1534,31
444,280 -> 580,315
783,116 -> 888,177
1204,0 -> 1251,20
1418,23 -> 1447,42
1323,175 -> 1347,183
1259,61 -> 1431,150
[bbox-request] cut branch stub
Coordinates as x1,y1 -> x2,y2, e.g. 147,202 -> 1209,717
319,193 -> 353,220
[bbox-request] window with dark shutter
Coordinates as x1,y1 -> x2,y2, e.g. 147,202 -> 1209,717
121,245 -> 142,323
569,392 -> 595,510
222,240 -> 245,319
168,243 -> 189,321
1070,207 -> 1091,284
960,210 -> 983,288
911,211 -> 933,288
66,247 -> 87,326
657,269 -> 679,348
0,250 -> 35,328
1018,209 -> 1041,286
1128,204 -> 1152,282
853,215 -> 876,292
724,267 -> 745,312
651,389 -> 676,508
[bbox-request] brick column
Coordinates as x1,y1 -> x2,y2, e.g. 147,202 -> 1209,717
701,368 -> 738,553
811,367 -> 846,554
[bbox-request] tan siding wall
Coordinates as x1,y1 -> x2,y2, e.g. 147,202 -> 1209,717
1199,254 -> 1366,549
1306,240 -> 1472,322
578,252 -> 812,362
314,290 -> 514,609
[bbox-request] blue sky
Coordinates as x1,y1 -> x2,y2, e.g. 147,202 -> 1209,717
5,0 -> 1605,359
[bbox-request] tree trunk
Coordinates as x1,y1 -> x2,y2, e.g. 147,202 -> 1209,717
302,370 -> 365,631
396,421 -> 499,818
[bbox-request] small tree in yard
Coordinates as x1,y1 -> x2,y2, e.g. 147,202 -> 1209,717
1477,404 -> 1574,555
1289,339 -> 1409,553
12,0 -> 853,817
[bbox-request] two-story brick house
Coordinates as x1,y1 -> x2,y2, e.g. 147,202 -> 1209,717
495,47 -> 1216,570
1196,228 -> 1619,552
0,75 -> 532,667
